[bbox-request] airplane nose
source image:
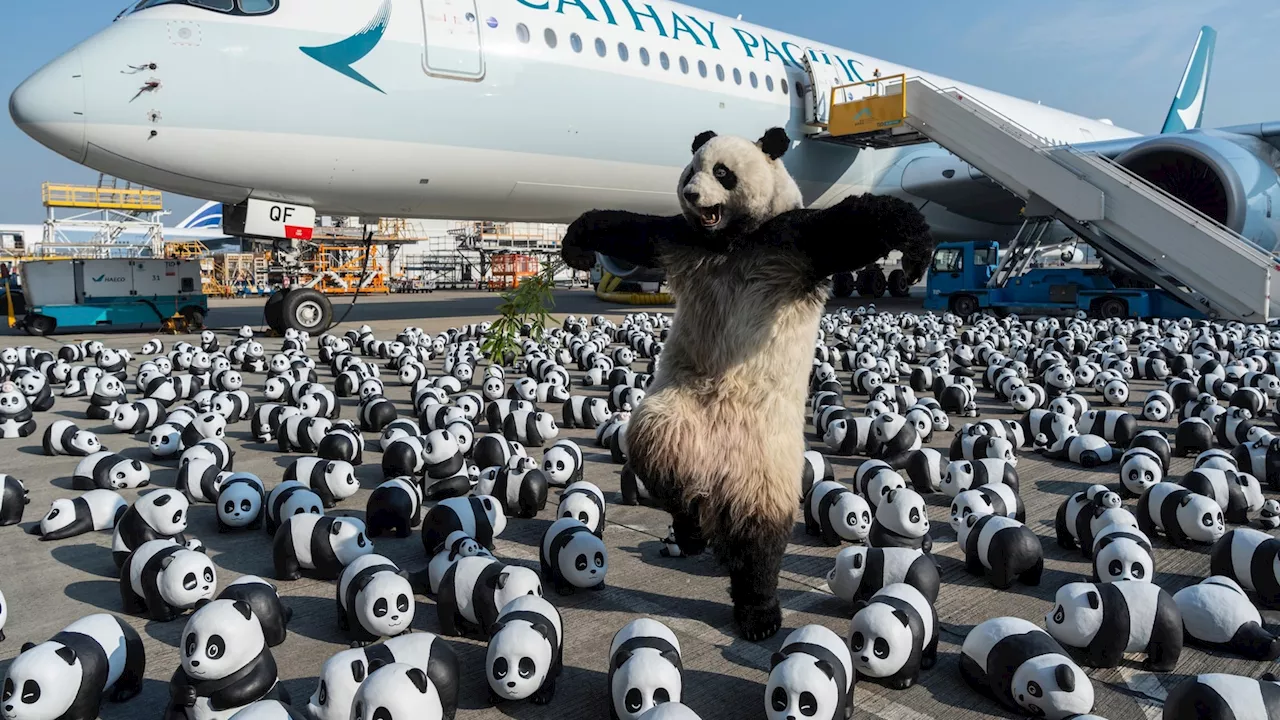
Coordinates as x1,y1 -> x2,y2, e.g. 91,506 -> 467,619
9,48 -> 86,164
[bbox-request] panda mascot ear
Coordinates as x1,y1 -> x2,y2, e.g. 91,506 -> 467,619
487,620 -> 507,639
1179,494 -> 1194,507
160,554 -> 176,570
757,127 -> 791,160
1054,664 -> 1076,693
885,489 -> 898,505
195,598 -> 212,610
851,599 -> 869,615
691,131 -> 717,154
492,572 -> 510,590
405,667 -> 432,695
612,649 -> 633,668
530,621 -> 554,643
1264,672 -> 1278,682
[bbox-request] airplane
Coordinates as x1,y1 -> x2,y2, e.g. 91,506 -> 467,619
0,200 -> 236,256
10,0 -> 1277,331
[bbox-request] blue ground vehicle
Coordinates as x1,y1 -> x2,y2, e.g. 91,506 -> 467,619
923,240 -> 1201,319
18,259 -> 208,335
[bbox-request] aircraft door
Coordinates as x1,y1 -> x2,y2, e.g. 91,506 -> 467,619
421,0 -> 486,80
802,49 -> 856,129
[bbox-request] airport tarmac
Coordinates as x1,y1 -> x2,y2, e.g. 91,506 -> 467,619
0,288 -> 1269,720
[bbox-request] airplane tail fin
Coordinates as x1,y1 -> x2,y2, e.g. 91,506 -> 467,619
1161,25 -> 1216,133
175,201 -> 223,230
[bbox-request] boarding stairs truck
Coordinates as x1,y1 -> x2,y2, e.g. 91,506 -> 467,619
804,72 -> 1276,322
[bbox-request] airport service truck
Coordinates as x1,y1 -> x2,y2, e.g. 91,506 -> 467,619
922,240 -> 1200,319
19,258 -> 207,335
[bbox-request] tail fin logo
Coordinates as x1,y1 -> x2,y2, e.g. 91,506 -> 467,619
300,0 -> 392,94
1162,26 -> 1216,134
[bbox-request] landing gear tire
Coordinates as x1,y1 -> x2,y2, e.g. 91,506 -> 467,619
26,314 -> 55,337
832,272 -> 855,298
264,289 -> 288,333
280,288 -> 332,334
949,294 -> 979,318
857,268 -> 887,298
888,269 -> 910,298
1096,297 -> 1127,319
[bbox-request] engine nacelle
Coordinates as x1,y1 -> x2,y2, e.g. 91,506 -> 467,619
1115,130 -> 1280,251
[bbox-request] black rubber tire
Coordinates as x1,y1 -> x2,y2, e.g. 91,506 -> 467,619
888,269 -> 911,297
832,272 -> 855,298
856,269 -> 874,298
949,294 -> 979,317
1096,297 -> 1128,319
27,314 -> 55,336
868,269 -> 887,298
182,306 -> 205,330
264,289 -> 288,333
280,287 -> 333,334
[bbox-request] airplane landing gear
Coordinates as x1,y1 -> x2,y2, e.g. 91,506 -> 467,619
857,267 -> 887,298
832,272 -> 855,298
265,287 -> 333,334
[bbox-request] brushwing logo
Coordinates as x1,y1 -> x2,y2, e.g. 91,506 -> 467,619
93,274 -> 104,282
93,274 -> 127,283
301,0 -> 392,94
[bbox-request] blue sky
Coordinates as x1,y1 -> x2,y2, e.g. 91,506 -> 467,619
2,0 -> 1279,223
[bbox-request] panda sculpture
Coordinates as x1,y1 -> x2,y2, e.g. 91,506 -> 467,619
317,427 -> 364,466
304,633 -> 459,720
1209,528 -> 1280,607
0,474 -> 27,526
853,462 -> 906,510
425,531 -> 495,596
959,514 -> 1043,589
1118,447 -> 1163,498
473,465 -> 550,519
436,555 -> 542,637
1077,409 -> 1138,447
112,399 -> 169,434
1261,499 -> 1280,530
167,599 -> 289,720
73,452 -> 150,490
1232,437 -> 1280,490
28,489 -> 127,540
216,475 -> 266,532
1173,576 -> 1280,660
869,488 -> 932,553
1177,467 -> 1265,524
336,554 -> 415,644
218,577 -> 292,648
1175,417 -> 1215,457
561,128 -> 933,639
1,613 -> 145,720
283,457 -> 359,509
827,545 -> 940,605
607,618 -> 682,720
940,458 -> 1019,497
1137,482 -> 1225,547
264,481 -> 324,535
485,595 -> 562,705
803,481 -> 872,546
1054,485 -> 1123,555
365,477 -> 423,539
1044,581 -> 1182,671
949,483 -> 1024,532
42,420 -> 102,457
1163,674 -> 1280,720
542,439 -> 585,487
847,582 -> 938,690
764,624 -> 854,720
1092,529 -> 1155,584
1141,390 -> 1175,422
111,488 -> 192,567
119,538 -> 217,622
272,514 -> 372,581
502,409 -> 559,447
540,517 -> 608,594
421,495 -> 506,554
557,481 -> 606,536
1042,433 -> 1116,468
0,384 -> 38,439
959,617 -> 1094,719
901,448 -> 945,495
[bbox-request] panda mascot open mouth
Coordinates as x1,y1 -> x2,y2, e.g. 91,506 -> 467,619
561,127 -> 934,641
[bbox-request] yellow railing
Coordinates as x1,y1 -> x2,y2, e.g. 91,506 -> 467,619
42,182 -> 164,211
826,73 -> 908,137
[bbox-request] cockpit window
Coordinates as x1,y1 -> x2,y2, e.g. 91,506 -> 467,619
123,0 -> 277,16
192,0 -> 234,10
237,0 -> 276,13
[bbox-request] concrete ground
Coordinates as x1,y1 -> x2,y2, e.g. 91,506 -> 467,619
0,288 -> 1269,720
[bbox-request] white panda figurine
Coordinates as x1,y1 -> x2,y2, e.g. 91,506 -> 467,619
0,475 -> 27,527
272,514 -> 372,581
304,633 -> 459,720
112,399 -> 169,434
337,554 -> 415,644
1141,390 -> 1174,422
1044,581 -> 1182,671
426,531 -> 495,596
824,417 -> 875,456
168,599 -> 288,720
485,595 -> 562,705
1209,528 -> 1280,607
540,517 -> 607,594
183,438 -> 235,472
557,481 -> 606,536
949,483 -> 1024,532
180,411 -> 227,448
847,582 -> 938,689
217,577 -> 292,648
958,514 -> 1043,589
1077,409 -> 1138,447
1041,433 -> 1116,468
365,477 -> 423,539
870,412 -> 921,468
150,423 -> 185,458
951,434 -> 1018,466
1177,467 -> 1264,524
1,613 -> 145,720
502,409 -> 559,447
421,496 -> 507,554
901,448 -> 944,495
120,538 -> 217,622
264,481 -> 324,535
112,488 -> 192,567
1173,576 -> 1280,660
1117,447 -> 1162,498
217,475 -> 266,533
283,457 -> 359,509
1136,482 -> 1225,547
607,618 -> 682,720
827,546 -> 940,605
473,465 -> 550,519
542,439 -> 585,487
1091,528 -> 1155,584
868,488 -> 932,553
28,489 -> 127,540
0,383 -> 36,439
940,458 -> 1019,498
1260,499 -> 1280,530
1163,674 -> 1280,720
959,617 -> 1094,719
73,451 -> 150,490
803,481 -> 871,546
349,663 -> 451,720
436,556 -> 542,637
765,624 -> 853,720
1053,485 -> 1122,554
853,462 -> 906,510
42,420 -> 102,457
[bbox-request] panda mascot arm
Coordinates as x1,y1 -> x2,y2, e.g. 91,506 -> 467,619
560,210 -> 698,271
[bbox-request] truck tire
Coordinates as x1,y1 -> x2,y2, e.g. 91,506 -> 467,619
868,269 -> 887,298
1096,296 -> 1128,319
832,272 -> 855,298
856,269 -> 874,297
888,269 -> 911,297
26,314 -> 55,337
949,294 -> 979,317
264,289 -> 288,333
280,288 -> 333,334
182,306 -> 205,330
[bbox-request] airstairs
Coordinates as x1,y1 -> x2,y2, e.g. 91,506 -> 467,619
805,73 -> 1275,321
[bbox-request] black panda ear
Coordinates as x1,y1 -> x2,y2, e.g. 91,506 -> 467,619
405,667 -> 431,695
892,609 -> 911,627
160,554 -> 175,570
154,493 -> 171,506
612,649 -> 633,668
691,131 -> 717,154
851,599 -> 869,614
55,646 -> 77,665
769,652 -> 786,670
757,127 -> 791,160
1054,664 -> 1076,693
487,621 -> 507,639
20,642 -> 35,654
852,554 -> 863,570
813,659 -> 836,680
492,572 -> 510,590
1264,672 -> 1278,682
885,489 -> 898,504
1086,591 -> 1100,610
232,600 -> 254,621
1179,494 -> 1193,507
530,621 -> 554,642
332,520 -> 344,534
351,660 -> 367,682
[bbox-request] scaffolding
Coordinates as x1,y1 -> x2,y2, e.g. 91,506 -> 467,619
41,175 -> 164,258
490,254 -> 540,289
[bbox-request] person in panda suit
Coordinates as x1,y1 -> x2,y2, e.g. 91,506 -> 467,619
1045,581 -> 1182,671
847,583 -> 938,690
166,599 -> 289,720
608,618 -> 683,720
959,617 -> 1095,719
1,613 -> 146,720
560,127 -> 933,640
336,554 -> 416,645
303,633 -> 459,720
119,538 -> 217,622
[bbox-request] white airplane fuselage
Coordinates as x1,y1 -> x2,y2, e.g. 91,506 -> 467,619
10,0 -> 1140,242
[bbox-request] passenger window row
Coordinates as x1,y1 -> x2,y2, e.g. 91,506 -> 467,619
516,23 -> 789,96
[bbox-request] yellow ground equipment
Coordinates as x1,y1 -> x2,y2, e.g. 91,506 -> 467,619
594,271 -> 673,305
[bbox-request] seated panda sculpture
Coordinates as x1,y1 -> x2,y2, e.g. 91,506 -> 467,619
560,127 -> 933,639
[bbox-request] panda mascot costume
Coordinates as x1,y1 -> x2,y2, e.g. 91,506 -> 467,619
560,127 -> 933,639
